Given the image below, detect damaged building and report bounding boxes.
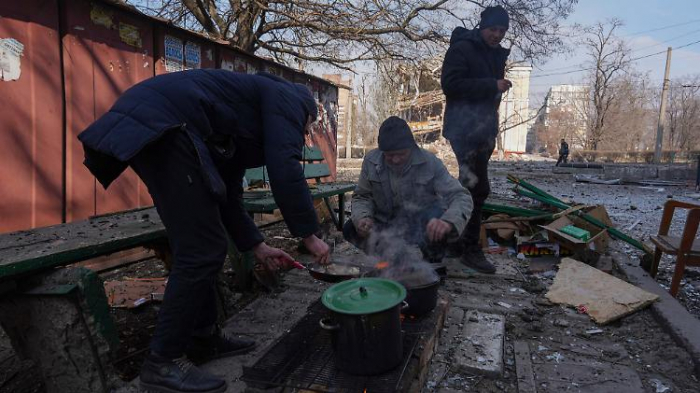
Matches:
[397,59,533,155]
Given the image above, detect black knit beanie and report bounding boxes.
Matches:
[378,116,416,151]
[479,5,509,30]
[294,83,319,122]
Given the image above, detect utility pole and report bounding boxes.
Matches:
[654,47,672,164]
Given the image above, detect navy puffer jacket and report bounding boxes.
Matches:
[441,27,510,145]
[78,70,319,248]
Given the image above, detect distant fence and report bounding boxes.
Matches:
[572,150,700,164]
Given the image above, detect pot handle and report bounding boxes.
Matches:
[319,318,340,331]
[401,300,409,312]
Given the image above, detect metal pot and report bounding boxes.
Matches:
[403,278,440,318]
[319,278,407,375]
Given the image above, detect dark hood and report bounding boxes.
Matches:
[449,27,483,45]
[449,27,510,56]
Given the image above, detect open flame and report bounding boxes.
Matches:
[375,261,390,270]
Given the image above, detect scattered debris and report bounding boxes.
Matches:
[104,278,167,309]
[545,352,564,363]
[574,175,621,185]
[650,379,671,393]
[585,328,604,335]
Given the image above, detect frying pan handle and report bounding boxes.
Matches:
[401,301,409,312]
[319,318,340,331]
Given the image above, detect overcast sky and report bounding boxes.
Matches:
[529,0,700,103]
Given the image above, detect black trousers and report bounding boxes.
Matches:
[130,131,228,359]
[556,153,569,166]
[449,137,495,249]
[343,206,446,263]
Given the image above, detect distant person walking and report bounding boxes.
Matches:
[556,139,569,166]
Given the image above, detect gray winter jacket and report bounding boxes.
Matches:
[351,148,473,236]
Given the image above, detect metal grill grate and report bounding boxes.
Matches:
[242,300,434,393]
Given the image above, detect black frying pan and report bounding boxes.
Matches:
[307,262,363,282]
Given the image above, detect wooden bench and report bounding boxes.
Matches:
[243,146,356,230]
[0,149,354,391]
[0,207,165,392]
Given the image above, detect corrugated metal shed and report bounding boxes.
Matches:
[0,0,340,233]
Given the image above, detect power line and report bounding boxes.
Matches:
[622,19,700,37]
[530,39,700,79]
[532,20,700,74]
[630,28,700,53]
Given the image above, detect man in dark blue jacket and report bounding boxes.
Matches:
[441,5,511,274]
[79,69,330,393]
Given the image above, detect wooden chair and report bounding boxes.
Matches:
[649,200,700,297]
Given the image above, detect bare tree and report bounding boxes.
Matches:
[126,0,578,70]
[667,78,700,153]
[581,19,630,150]
[600,72,656,152]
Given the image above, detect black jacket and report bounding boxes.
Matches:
[560,142,569,155]
[440,27,509,144]
[78,70,319,249]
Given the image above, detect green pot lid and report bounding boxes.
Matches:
[322,278,406,315]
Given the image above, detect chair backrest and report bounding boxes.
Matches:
[245,146,329,183]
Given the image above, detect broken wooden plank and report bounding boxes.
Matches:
[69,247,156,273]
[0,207,165,280]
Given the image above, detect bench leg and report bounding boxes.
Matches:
[228,240,255,292]
[323,196,340,230]
[0,268,119,393]
[338,193,346,231]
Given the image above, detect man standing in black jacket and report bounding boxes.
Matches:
[79,69,330,393]
[441,5,511,274]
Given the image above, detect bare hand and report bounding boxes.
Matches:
[497,79,512,93]
[356,218,374,238]
[303,235,330,265]
[252,242,295,271]
[426,218,453,243]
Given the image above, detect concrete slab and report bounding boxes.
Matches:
[613,250,700,375]
[452,309,505,377]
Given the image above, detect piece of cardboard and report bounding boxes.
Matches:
[572,205,612,252]
[540,206,611,253]
[546,258,659,324]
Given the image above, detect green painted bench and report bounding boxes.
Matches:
[0,206,166,392]
[243,146,356,230]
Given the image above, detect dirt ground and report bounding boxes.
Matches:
[2,157,699,393]
[487,160,700,319]
[339,157,700,319]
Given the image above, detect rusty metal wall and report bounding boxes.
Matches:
[0,0,339,233]
[0,0,64,231]
[64,0,155,221]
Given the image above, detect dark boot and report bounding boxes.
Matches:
[187,327,256,363]
[140,353,226,393]
[421,244,447,278]
[460,247,496,274]
[445,242,464,258]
